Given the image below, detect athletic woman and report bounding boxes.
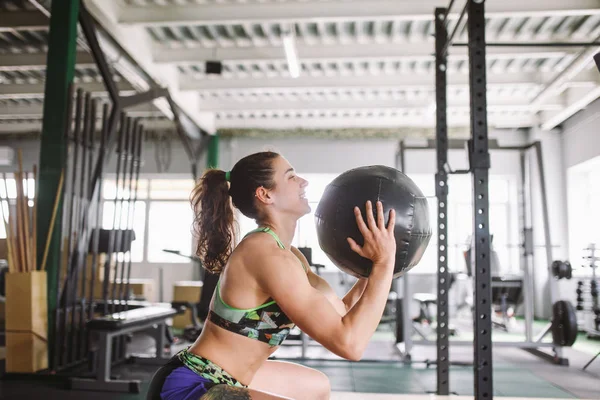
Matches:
[151,151,396,400]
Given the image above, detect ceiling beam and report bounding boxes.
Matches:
[199,98,562,113]
[0,119,175,134]
[0,11,48,32]
[540,85,600,130]
[154,41,575,65]
[0,102,160,119]
[0,82,135,99]
[530,38,600,108]
[214,112,536,130]
[118,0,600,26]
[85,0,215,135]
[181,70,600,91]
[0,51,96,71]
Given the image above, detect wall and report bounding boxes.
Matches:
[526,128,569,318]
[220,129,528,175]
[520,98,600,317]
[559,98,600,310]
[562,98,600,169]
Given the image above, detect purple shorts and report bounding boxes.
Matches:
[160,366,217,400]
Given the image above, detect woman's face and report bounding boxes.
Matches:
[263,156,311,218]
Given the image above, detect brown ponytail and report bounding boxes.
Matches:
[191,169,236,274]
[191,151,280,274]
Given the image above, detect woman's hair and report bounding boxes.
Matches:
[191,151,280,273]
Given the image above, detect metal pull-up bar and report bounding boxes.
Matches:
[440,0,469,58]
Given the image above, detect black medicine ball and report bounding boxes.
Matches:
[315,165,432,279]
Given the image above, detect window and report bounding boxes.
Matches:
[0,176,35,239]
[147,201,194,263]
[568,156,600,274]
[101,177,195,263]
[102,201,146,262]
[149,179,194,200]
[410,174,518,275]
[103,179,148,200]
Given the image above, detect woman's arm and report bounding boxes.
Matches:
[341,277,368,311]
[255,201,396,361]
[290,247,347,316]
[291,247,369,314]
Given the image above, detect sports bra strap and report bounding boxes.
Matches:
[244,226,285,249]
[243,227,308,273]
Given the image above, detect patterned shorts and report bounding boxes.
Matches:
[160,349,248,400]
[178,348,247,387]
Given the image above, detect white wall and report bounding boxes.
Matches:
[562,98,600,170]
[221,137,399,173]
[519,98,600,317]
[525,128,570,318]
[559,98,600,310]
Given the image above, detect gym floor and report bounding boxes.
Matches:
[0,322,598,400]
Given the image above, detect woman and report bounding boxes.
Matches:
[152,151,396,400]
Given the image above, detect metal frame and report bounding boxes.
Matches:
[397,3,577,393]
[434,7,450,396]
[397,140,568,361]
[41,1,211,373]
[454,41,600,47]
[466,2,494,397]
[69,316,172,393]
[79,1,208,189]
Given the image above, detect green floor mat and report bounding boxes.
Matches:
[297,361,578,398]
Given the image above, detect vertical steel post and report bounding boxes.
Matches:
[38,0,80,370]
[434,7,450,396]
[467,0,494,398]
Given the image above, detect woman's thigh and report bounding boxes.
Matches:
[201,384,293,399]
[248,360,331,400]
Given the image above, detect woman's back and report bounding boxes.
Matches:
[189,230,302,385]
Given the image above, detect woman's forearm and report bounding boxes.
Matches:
[342,277,369,311]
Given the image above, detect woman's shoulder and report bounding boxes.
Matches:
[233,234,297,271]
[233,233,285,262]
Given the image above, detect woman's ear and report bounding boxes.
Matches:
[255,186,273,204]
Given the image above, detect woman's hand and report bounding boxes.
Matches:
[347,200,396,265]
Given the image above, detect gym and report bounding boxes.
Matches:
[0,0,598,399]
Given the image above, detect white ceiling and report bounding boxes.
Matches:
[1,0,599,135]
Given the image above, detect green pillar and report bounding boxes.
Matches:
[37,0,80,369]
[207,134,220,169]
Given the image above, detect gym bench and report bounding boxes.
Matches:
[69,305,177,393]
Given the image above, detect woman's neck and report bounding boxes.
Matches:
[259,218,297,249]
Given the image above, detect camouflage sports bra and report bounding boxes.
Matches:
[206,227,308,347]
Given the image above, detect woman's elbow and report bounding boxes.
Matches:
[342,348,363,362]
[336,333,364,361]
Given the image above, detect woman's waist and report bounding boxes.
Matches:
[189,324,277,384]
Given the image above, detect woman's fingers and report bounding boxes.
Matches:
[387,208,396,233]
[353,206,370,238]
[347,237,364,257]
[376,201,385,229]
[365,201,377,231]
